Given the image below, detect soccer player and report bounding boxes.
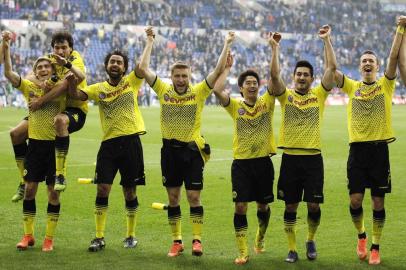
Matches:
[67,45,148,251]
[2,31,66,252]
[9,30,87,202]
[269,26,337,263]
[333,17,404,265]
[397,16,406,85]
[213,52,276,265]
[139,27,234,257]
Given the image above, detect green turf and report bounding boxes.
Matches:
[0,105,405,270]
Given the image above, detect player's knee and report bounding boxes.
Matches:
[350,196,363,209]
[235,203,248,215]
[285,203,298,213]
[372,197,384,211]
[307,203,320,213]
[97,184,111,197]
[123,187,136,201]
[186,193,200,206]
[10,126,27,144]
[54,114,69,129]
[256,203,269,212]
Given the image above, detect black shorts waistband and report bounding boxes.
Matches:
[162,139,198,150]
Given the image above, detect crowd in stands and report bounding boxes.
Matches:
[0,0,405,107]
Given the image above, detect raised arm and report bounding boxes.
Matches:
[213,52,233,106]
[51,53,85,83]
[2,31,20,86]
[268,32,286,96]
[385,16,405,79]
[66,73,87,101]
[397,16,406,85]
[138,26,157,86]
[319,25,337,90]
[0,38,3,64]
[206,31,235,88]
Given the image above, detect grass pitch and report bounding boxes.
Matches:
[0,105,405,270]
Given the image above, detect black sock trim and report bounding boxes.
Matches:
[47,203,61,214]
[308,209,321,222]
[55,136,70,151]
[168,205,181,217]
[125,197,139,209]
[350,206,363,216]
[233,213,247,230]
[190,206,203,215]
[284,210,297,221]
[96,196,108,206]
[23,199,36,212]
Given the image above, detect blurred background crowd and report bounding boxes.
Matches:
[0,0,405,107]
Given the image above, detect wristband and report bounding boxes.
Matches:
[64,61,72,69]
[397,25,405,35]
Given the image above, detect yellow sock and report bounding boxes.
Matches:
[256,208,270,243]
[55,136,69,177]
[13,143,27,184]
[45,203,60,239]
[350,206,365,234]
[190,206,203,242]
[23,199,36,235]
[234,214,248,258]
[95,197,108,238]
[16,158,25,184]
[126,198,138,238]
[307,209,321,241]
[284,211,297,251]
[168,206,182,241]
[372,209,385,245]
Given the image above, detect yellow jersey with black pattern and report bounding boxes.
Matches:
[17,79,65,140]
[47,50,88,113]
[224,92,276,159]
[277,85,329,154]
[152,77,212,143]
[341,75,395,143]
[82,71,145,141]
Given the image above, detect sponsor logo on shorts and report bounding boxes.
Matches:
[232,191,237,199]
[238,108,245,115]
[72,113,79,122]
[162,176,166,184]
[23,169,28,176]
[278,190,284,198]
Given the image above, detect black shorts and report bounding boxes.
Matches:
[161,139,204,190]
[347,142,391,197]
[63,107,86,134]
[231,156,274,203]
[277,153,324,204]
[94,134,145,187]
[24,139,55,185]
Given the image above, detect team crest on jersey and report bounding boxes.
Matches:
[355,90,361,97]
[232,191,237,199]
[99,92,106,99]
[238,108,246,115]
[164,94,170,102]
[288,95,293,103]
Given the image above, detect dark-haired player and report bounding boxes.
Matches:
[269,26,337,263]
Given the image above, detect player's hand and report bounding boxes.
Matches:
[28,97,43,112]
[65,72,77,85]
[225,51,234,68]
[2,31,12,42]
[397,15,406,27]
[145,26,155,41]
[318,25,331,40]
[51,53,68,66]
[225,31,235,46]
[268,32,282,47]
